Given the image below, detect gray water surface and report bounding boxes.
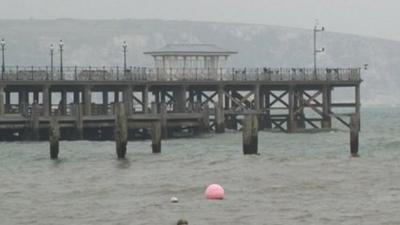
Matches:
[1,108,399,225]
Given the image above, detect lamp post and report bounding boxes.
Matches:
[1,38,5,79]
[122,41,127,75]
[59,40,64,80]
[313,22,325,75]
[50,44,54,79]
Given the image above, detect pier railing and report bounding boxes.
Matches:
[0,66,361,82]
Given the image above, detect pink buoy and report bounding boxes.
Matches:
[205,184,224,200]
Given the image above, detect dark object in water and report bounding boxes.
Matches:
[177,219,188,225]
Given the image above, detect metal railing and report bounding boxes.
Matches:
[0,66,361,82]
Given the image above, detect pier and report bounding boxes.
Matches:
[0,66,361,141]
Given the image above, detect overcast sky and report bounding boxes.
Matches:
[1,0,400,41]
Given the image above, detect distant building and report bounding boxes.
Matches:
[144,44,237,70]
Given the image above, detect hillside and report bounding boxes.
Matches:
[0,19,399,105]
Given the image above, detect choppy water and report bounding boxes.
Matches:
[1,108,400,225]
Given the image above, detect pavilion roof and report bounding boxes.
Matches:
[144,44,237,56]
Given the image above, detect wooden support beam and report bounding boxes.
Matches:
[355,84,361,131]
[19,89,28,116]
[74,91,80,104]
[295,89,306,129]
[201,104,209,132]
[83,86,92,116]
[322,85,332,129]
[330,113,350,128]
[74,103,84,139]
[49,117,60,159]
[114,103,127,159]
[143,85,149,114]
[114,90,120,103]
[215,86,225,133]
[152,121,162,153]
[242,114,258,154]
[160,102,168,138]
[264,90,272,129]
[33,91,39,103]
[31,102,40,140]
[175,86,186,112]
[123,85,133,115]
[269,91,289,108]
[61,90,67,116]
[296,90,322,114]
[0,86,4,115]
[200,91,217,106]
[287,86,296,133]
[350,114,359,157]
[43,86,50,117]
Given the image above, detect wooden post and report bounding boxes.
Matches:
[5,90,10,113]
[49,117,60,159]
[83,86,91,116]
[31,102,40,140]
[215,86,225,133]
[296,89,306,129]
[74,103,84,139]
[201,103,209,132]
[19,89,28,116]
[61,90,67,115]
[43,86,50,117]
[355,84,361,131]
[350,114,359,157]
[33,91,39,104]
[264,90,272,129]
[114,103,127,159]
[151,102,158,114]
[243,114,258,154]
[102,90,108,114]
[0,86,4,115]
[123,85,133,115]
[152,121,162,153]
[322,85,332,129]
[160,102,168,138]
[114,90,120,103]
[143,85,149,114]
[287,86,296,133]
[175,86,186,112]
[73,91,80,104]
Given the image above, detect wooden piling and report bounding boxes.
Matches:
[49,117,60,159]
[242,114,258,155]
[31,102,40,140]
[151,102,158,114]
[160,102,168,138]
[350,114,359,157]
[152,121,162,153]
[201,103,209,132]
[215,102,225,133]
[74,103,84,139]
[114,103,128,159]
[0,86,5,115]
[322,85,332,129]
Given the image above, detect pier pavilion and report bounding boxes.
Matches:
[0,44,361,141]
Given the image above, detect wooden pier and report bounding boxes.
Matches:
[0,67,362,144]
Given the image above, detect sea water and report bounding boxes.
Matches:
[0,107,399,225]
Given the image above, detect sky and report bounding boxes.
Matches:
[1,0,400,41]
